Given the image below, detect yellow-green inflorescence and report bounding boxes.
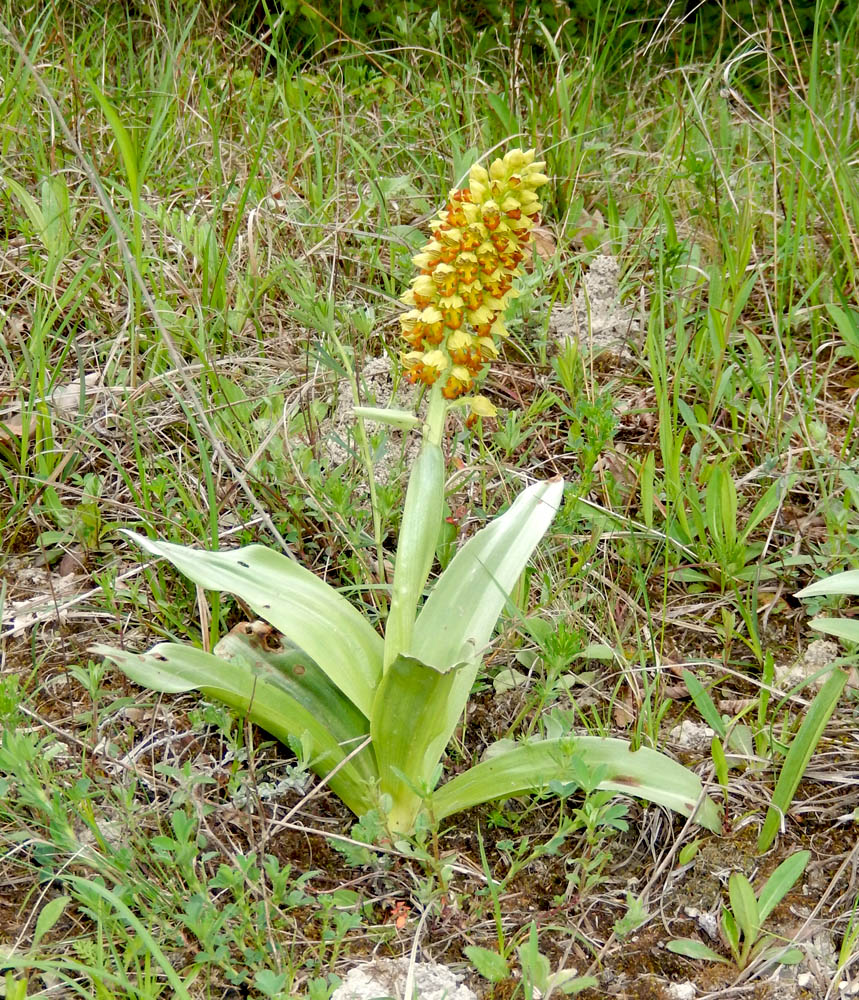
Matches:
[399,148,549,421]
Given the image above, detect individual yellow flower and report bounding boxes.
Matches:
[468,395,497,418]
[442,366,473,400]
[464,394,498,428]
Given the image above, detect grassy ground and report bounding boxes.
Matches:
[1,2,858,997]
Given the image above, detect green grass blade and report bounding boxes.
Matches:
[757,669,849,852]
[86,75,139,205]
[682,669,727,738]
[61,875,193,1000]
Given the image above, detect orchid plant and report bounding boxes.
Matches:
[97,150,720,836]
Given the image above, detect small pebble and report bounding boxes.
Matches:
[666,982,696,1000]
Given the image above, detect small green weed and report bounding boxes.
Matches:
[669,851,810,970]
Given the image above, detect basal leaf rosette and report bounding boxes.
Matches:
[399,148,548,421]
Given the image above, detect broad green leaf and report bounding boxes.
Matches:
[547,970,599,994]
[464,946,509,983]
[211,625,375,780]
[807,617,859,642]
[728,873,760,946]
[384,441,445,670]
[123,532,383,717]
[94,640,376,816]
[721,908,740,956]
[430,736,722,831]
[40,175,72,281]
[757,851,809,923]
[760,945,804,965]
[796,570,859,597]
[410,479,563,793]
[678,840,701,866]
[32,895,71,948]
[826,303,859,362]
[413,479,564,669]
[666,939,729,963]
[757,668,849,852]
[493,667,528,692]
[254,970,288,997]
[578,643,615,661]
[727,724,754,759]
[518,922,550,991]
[370,652,463,832]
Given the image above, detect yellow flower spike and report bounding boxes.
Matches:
[443,308,464,330]
[433,264,459,298]
[469,180,489,203]
[518,188,542,205]
[500,196,524,214]
[442,366,473,400]
[460,227,484,252]
[525,172,549,189]
[461,201,482,224]
[458,259,480,285]
[397,148,548,413]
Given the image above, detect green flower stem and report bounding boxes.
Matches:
[383,384,447,671]
[423,380,448,447]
